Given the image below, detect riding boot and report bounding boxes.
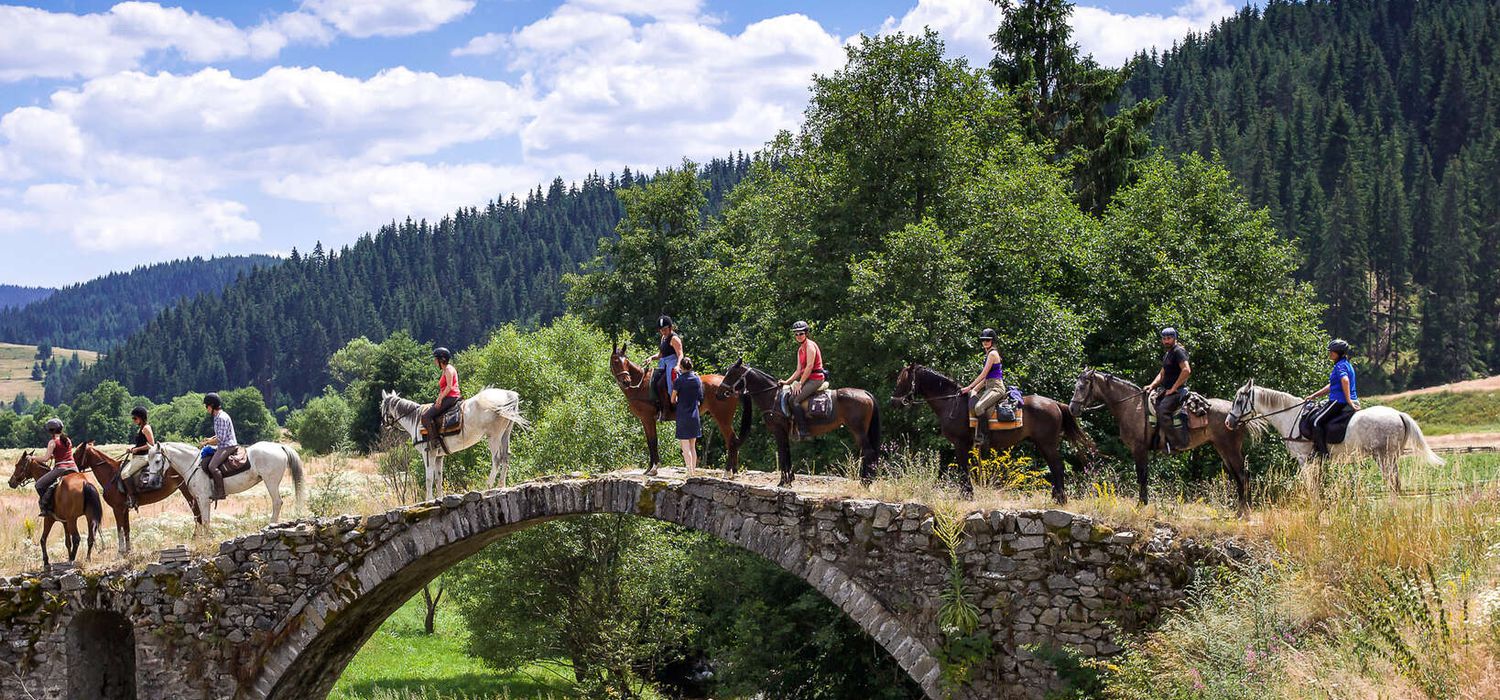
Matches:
[207,465,227,501]
[124,479,138,510]
[1312,432,1329,459]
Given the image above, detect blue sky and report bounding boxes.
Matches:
[0,0,1236,286]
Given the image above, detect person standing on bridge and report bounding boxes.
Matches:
[672,356,703,473]
[1303,339,1360,457]
[421,347,462,455]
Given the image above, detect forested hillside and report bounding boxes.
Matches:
[0,256,275,350]
[72,158,751,408]
[1121,0,1500,392]
[0,285,52,311]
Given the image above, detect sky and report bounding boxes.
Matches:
[0,0,1240,286]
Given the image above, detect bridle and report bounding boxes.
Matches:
[891,366,964,410]
[1228,385,1308,441]
[1072,370,1146,413]
[612,355,648,391]
[381,396,421,433]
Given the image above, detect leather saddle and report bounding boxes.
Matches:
[418,403,465,440]
[969,389,1024,430]
[200,445,253,478]
[780,382,834,422]
[1148,390,1212,431]
[1299,402,1353,445]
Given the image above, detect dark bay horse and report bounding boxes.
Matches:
[611,342,750,475]
[1068,369,1256,513]
[73,442,199,555]
[9,452,103,568]
[891,364,1092,501]
[718,359,881,486]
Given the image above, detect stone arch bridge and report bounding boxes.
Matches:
[0,474,1223,700]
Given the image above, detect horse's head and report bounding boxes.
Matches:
[9,450,36,489]
[715,359,747,401]
[609,341,641,388]
[145,443,169,474]
[1067,369,1097,417]
[72,441,99,472]
[891,362,920,406]
[1226,379,1256,431]
[379,390,401,427]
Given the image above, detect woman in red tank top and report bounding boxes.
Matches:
[422,347,461,454]
[33,418,77,516]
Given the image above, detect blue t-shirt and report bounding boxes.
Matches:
[1329,358,1357,403]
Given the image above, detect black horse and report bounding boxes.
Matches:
[718,360,881,487]
[891,363,1092,501]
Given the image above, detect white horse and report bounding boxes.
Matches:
[147,441,307,528]
[379,388,529,500]
[1226,380,1442,493]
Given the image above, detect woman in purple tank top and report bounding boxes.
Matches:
[962,328,1007,439]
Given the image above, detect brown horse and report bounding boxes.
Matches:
[1068,369,1257,513]
[8,452,103,568]
[610,342,750,475]
[73,442,200,555]
[891,363,1093,501]
[717,359,881,487]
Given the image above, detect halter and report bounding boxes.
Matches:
[1072,370,1146,413]
[382,396,422,433]
[1229,386,1308,441]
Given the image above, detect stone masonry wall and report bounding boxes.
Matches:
[0,475,1225,700]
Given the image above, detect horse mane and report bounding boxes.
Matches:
[914,365,960,394]
[1250,384,1303,413]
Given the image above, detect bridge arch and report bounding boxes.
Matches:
[247,477,946,700]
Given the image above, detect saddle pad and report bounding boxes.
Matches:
[1299,404,1354,444]
[418,404,465,438]
[1188,411,1211,430]
[970,413,1024,431]
[779,385,835,422]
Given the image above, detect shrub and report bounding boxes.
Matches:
[288,390,353,455]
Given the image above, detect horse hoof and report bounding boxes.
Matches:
[644,467,658,477]
[860,478,873,488]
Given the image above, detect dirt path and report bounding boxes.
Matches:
[1375,375,1500,400]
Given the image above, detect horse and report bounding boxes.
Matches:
[891,363,1093,501]
[610,342,750,475]
[717,359,881,487]
[8,452,103,568]
[380,388,529,500]
[1226,380,1442,493]
[1068,369,1258,513]
[145,441,306,529]
[72,442,200,555]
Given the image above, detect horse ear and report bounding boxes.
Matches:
[622,341,629,354]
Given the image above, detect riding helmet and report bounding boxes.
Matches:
[658,315,674,330]
[1160,327,1179,339]
[790,320,810,334]
[203,392,223,409]
[1328,338,1350,356]
[433,347,452,362]
[43,418,63,433]
[131,405,148,420]
[978,328,998,343]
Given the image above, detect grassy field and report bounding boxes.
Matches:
[0,341,99,402]
[331,596,573,700]
[1373,389,1500,437]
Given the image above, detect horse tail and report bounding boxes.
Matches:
[487,389,531,429]
[738,391,753,445]
[1058,401,1093,451]
[282,445,308,515]
[82,482,103,530]
[1400,412,1444,466]
[867,400,882,456]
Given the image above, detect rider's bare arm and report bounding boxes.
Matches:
[1304,385,1330,401]
[1145,368,1165,391]
[1168,361,1191,391]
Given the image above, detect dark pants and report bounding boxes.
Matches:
[36,467,76,514]
[422,396,459,451]
[1310,400,1354,457]
[205,444,242,499]
[1154,388,1188,449]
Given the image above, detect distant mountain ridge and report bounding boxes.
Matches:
[70,157,753,407]
[0,255,277,351]
[0,285,53,311]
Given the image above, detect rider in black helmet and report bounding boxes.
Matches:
[422,347,461,454]
[962,328,1007,443]
[121,405,156,508]
[646,315,686,422]
[1143,327,1192,451]
[1303,339,1360,457]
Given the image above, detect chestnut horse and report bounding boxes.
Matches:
[718,359,881,487]
[8,452,103,568]
[610,342,750,474]
[891,363,1092,501]
[73,442,200,555]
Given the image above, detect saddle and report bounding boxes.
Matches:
[1298,402,1353,445]
[968,387,1025,431]
[779,382,834,422]
[202,445,253,478]
[1148,390,1213,430]
[417,403,465,441]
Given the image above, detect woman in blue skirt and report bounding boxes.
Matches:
[672,357,703,473]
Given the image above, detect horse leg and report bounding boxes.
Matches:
[266,472,285,523]
[1038,442,1067,505]
[955,435,975,497]
[850,423,875,487]
[717,412,738,476]
[116,506,130,556]
[495,429,513,488]
[1133,445,1151,506]
[1213,439,1250,516]
[777,432,794,487]
[644,420,661,476]
[64,520,79,562]
[40,518,54,569]
[424,451,439,501]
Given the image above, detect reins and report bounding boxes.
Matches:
[1235,390,1312,442]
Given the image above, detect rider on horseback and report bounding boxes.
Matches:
[421,347,462,455]
[200,392,239,501]
[962,328,1006,445]
[119,405,156,509]
[1143,327,1192,451]
[782,320,825,440]
[33,418,78,517]
[1303,339,1360,457]
[646,315,685,422]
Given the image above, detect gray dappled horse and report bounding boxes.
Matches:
[381,388,528,499]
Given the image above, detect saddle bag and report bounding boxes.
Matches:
[806,390,834,419]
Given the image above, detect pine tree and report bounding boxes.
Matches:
[1414,159,1479,385]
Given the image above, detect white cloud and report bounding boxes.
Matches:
[301,0,477,39]
[265,161,546,226]
[15,182,259,251]
[883,0,1235,67]
[452,32,509,57]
